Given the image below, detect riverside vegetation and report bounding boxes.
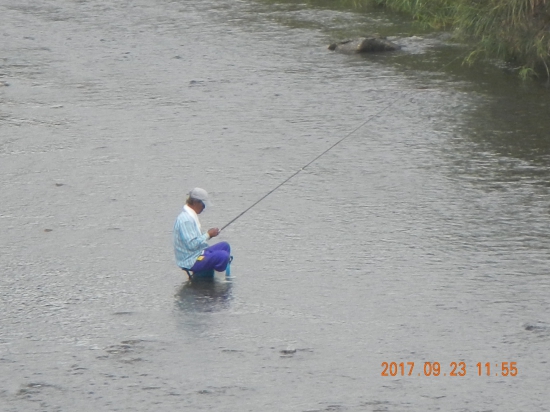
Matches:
[371,0,550,79]
[260,0,549,79]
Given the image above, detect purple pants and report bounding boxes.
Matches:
[191,242,231,273]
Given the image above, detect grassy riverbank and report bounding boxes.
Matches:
[370,0,550,79]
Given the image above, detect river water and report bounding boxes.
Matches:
[1,0,549,411]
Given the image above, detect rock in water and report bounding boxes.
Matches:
[328,36,400,54]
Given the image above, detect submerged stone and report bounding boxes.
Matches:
[328,36,400,54]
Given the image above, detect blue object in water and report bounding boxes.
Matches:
[182,267,214,279]
[225,260,231,276]
[192,268,215,279]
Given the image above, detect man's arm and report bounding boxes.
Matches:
[180,220,209,251]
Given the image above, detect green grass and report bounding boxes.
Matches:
[366,0,550,79]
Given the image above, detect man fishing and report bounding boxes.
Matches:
[173,188,231,275]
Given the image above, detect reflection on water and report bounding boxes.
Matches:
[175,279,233,313]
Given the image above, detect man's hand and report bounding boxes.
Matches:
[208,228,220,238]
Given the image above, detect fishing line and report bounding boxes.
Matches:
[220,96,403,232]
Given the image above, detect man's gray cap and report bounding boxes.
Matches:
[188,187,212,207]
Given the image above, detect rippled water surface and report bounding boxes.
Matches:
[1,0,549,411]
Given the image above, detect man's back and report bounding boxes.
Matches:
[173,207,209,269]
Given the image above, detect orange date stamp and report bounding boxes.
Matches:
[381,362,518,377]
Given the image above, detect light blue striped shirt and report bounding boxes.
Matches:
[173,207,210,269]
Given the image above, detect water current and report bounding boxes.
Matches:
[1,0,549,411]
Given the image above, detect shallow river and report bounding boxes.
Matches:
[1,0,549,411]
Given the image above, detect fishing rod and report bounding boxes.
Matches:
[220,98,401,232]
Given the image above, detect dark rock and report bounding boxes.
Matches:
[328,36,400,54]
